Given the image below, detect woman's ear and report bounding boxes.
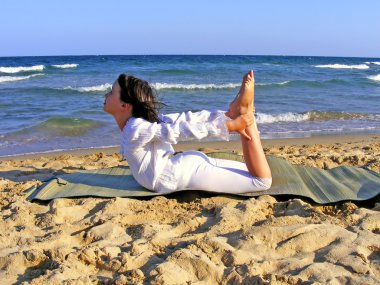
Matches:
[121,102,132,113]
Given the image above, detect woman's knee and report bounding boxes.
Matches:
[253,177,272,190]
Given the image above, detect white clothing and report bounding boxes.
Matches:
[121,110,272,193]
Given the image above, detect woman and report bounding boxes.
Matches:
[103,70,272,193]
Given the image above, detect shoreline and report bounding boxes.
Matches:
[1,133,379,161]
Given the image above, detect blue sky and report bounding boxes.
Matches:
[1,0,379,57]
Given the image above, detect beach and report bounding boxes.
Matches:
[1,134,379,284]
[1,54,380,284]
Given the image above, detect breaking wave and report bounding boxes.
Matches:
[256,111,377,124]
[367,74,380,82]
[0,65,45,73]
[0,73,44,83]
[51,64,78,69]
[315,64,369,70]
[365,62,380,65]
[62,83,112,92]
[151,82,241,90]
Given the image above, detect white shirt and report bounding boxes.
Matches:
[120,110,230,190]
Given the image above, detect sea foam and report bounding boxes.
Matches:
[63,83,112,92]
[367,74,380,82]
[365,62,380,65]
[0,65,45,73]
[52,64,78,68]
[151,82,240,90]
[255,111,371,124]
[256,112,309,124]
[256,81,290,86]
[0,74,44,83]
[315,64,369,70]
[62,81,292,92]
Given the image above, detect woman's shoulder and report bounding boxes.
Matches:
[123,117,154,132]
[121,116,159,144]
[126,117,146,125]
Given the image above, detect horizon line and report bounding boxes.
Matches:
[1,53,380,59]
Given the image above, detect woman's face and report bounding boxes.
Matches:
[103,80,122,115]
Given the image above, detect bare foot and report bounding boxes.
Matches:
[226,70,255,119]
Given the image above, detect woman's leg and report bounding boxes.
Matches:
[172,151,271,193]
[225,71,254,119]
[240,118,271,178]
[227,70,272,179]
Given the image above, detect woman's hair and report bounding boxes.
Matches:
[117,74,162,123]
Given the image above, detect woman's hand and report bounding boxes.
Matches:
[226,113,254,140]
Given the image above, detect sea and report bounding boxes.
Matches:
[0,55,379,157]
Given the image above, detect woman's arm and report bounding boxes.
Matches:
[125,110,230,147]
[125,110,254,148]
[159,110,221,124]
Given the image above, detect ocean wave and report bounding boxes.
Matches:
[152,81,292,90]
[256,81,290,86]
[256,111,376,124]
[315,64,369,70]
[307,111,376,121]
[1,117,104,139]
[59,78,348,93]
[0,73,44,83]
[51,64,78,68]
[365,61,380,65]
[256,112,309,124]
[256,79,348,88]
[0,65,45,73]
[60,79,340,92]
[151,82,241,90]
[367,74,380,82]
[62,83,112,92]
[36,117,103,136]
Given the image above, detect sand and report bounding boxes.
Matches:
[0,135,379,284]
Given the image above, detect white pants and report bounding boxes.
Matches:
[155,150,272,194]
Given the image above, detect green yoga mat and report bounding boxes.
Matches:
[25,152,380,204]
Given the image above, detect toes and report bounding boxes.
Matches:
[243,70,253,82]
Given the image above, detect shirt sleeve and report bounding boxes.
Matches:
[158,110,223,124]
[126,110,230,147]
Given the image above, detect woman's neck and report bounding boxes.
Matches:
[114,114,132,131]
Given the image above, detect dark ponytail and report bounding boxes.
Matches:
[117,74,162,123]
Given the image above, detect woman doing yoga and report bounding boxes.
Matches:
[103,70,272,193]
